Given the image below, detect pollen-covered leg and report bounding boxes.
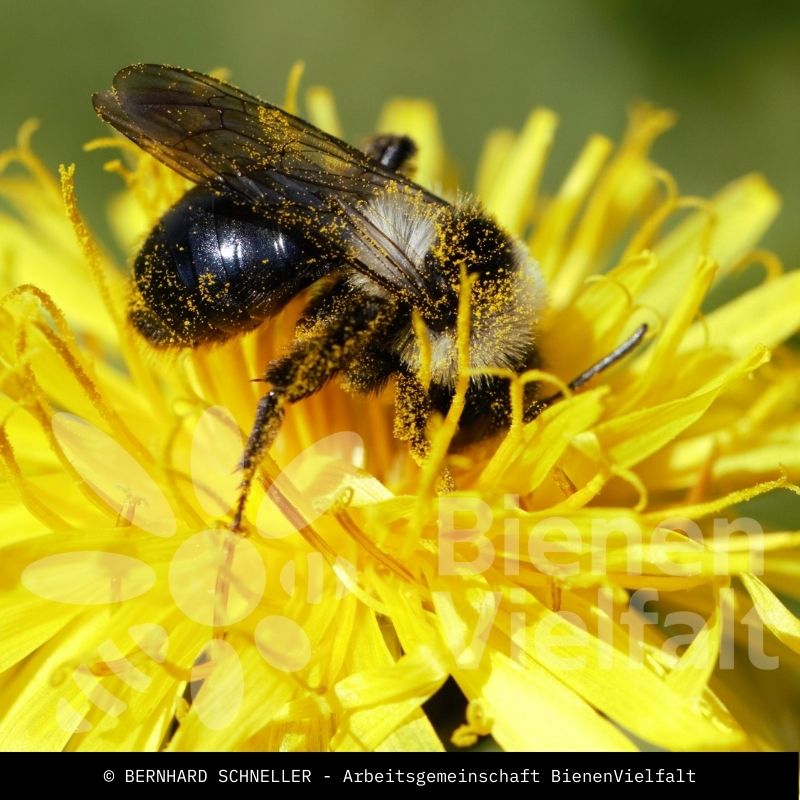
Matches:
[340,348,398,395]
[232,295,398,531]
[233,391,285,530]
[393,372,433,464]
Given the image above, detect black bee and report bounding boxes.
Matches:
[93,65,645,529]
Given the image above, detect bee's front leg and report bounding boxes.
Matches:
[393,371,433,465]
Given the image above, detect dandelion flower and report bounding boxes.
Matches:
[1,67,800,752]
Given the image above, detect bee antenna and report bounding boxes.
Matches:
[537,323,649,409]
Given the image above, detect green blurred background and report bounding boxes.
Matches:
[2,0,799,260]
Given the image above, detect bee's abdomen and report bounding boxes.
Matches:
[130,187,326,346]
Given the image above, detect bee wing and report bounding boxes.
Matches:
[93,64,446,306]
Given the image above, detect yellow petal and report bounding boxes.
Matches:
[640,174,780,313]
[481,389,606,493]
[682,270,800,356]
[596,346,769,468]
[455,649,637,751]
[666,583,723,697]
[483,108,558,236]
[549,104,674,306]
[375,712,444,752]
[741,573,800,654]
[533,133,613,282]
[474,128,515,200]
[305,86,343,139]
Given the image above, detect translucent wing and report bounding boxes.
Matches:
[93,65,447,305]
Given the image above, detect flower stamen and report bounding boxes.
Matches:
[59,164,122,327]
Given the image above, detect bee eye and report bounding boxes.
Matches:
[433,207,516,278]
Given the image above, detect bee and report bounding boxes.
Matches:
[93,65,646,529]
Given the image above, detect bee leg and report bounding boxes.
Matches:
[232,298,396,531]
[394,376,457,492]
[363,134,418,172]
[233,390,285,531]
[393,371,433,464]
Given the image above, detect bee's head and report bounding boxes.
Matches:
[421,204,530,332]
[430,204,519,277]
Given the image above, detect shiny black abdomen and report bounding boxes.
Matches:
[130,187,329,346]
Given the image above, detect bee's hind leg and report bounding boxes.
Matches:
[232,390,285,531]
[232,295,397,531]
